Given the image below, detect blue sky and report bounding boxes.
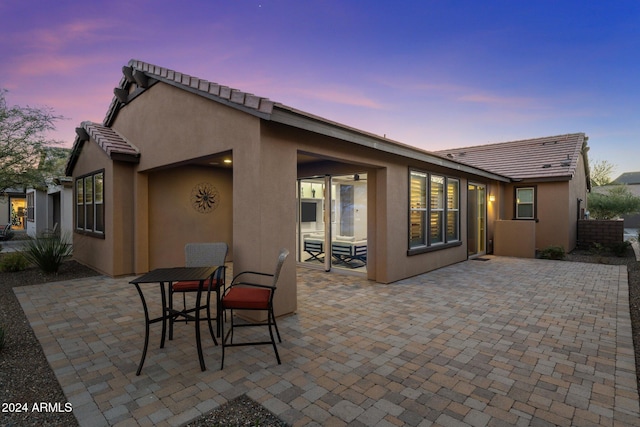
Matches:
[1,0,638,177]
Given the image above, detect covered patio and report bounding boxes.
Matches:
[14,257,639,426]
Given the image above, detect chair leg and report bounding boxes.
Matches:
[220,307,229,370]
[168,289,174,340]
[206,291,218,346]
[267,309,281,365]
[271,308,282,343]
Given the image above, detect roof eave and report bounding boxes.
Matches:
[270,107,510,183]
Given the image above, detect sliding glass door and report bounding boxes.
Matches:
[297,173,367,272]
[467,183,486,257]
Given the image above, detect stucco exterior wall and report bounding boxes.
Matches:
[72,141,116,275]
[147,166,233,269]
[111,83,251,172]
[536,181,571,250]
[494,220,536,257]
[269,122,476,283]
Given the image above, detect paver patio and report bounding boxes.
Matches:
[14,256,639,426]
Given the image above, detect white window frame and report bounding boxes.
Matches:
[515,187,536,220]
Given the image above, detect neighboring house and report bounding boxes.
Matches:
[613,171,640,227]
[435,134,591,256]
[24,178,74,238]
[65,59,590,317]
[0,188,27,232]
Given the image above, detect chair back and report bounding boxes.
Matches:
[185,242,228,267]
[271,248,290,287]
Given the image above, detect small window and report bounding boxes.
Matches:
[76,170,105,235]
[515,187,535,219]
[26,192,35,222]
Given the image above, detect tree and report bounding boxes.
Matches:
[0,89,64,193]
[589,159,616,187]
[588,185,640,219]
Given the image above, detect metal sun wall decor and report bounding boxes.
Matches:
[190,182,220,213]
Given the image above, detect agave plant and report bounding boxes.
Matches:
[21,233,72,274]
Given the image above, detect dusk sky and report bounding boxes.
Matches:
[1,0,638,177]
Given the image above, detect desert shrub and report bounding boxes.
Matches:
[22,233,72,274]
[0,252,29,272]
[539,245,566,260]
[589,242,606,255]
[609,241,631,257]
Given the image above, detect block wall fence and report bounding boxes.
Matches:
[577,219,624,247]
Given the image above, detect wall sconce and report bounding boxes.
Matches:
[489,195,496,202]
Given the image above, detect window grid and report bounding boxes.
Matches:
[515,187,535,219]
[76,171,104,235]
[409,171,459,250]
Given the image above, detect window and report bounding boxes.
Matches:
[76,171,104,235]
[409,170,459,252]
[26,192,35,222]
[515,187,535,219]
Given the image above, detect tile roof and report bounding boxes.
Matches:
[81,121,139,159]
[65,122,139,175]
[104,60,275,126]
[434,133,588,181]
[613,171,640,185]
[67,58,585,186]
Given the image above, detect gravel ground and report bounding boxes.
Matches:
[0,247,638,426]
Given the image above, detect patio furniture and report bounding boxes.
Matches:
[169,242,228,340]
[331,240,367,268]
[303,237,324,263]
[130,266,221,375]
[0,224,11,241]
[220,248,289,369]
[42,222,59,238]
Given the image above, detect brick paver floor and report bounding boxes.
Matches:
[14,256,639,426]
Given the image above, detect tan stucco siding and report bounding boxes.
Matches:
[71,141,117,275]
[270,122,472,283]
[536,182,570,250]
[111,82,258,172]
[232,125,297,316]
[111,161,136,275]
[147,166,233,270]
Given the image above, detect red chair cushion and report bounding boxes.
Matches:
[172,279,220,292]
[222,287,271,310]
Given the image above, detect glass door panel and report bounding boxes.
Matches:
[331,174,367,271]
[298,177,326,267]
[467,183,486,257]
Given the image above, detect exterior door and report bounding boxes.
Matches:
[297,173,367,272]
[467,183,486,257]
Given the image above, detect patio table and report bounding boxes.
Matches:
[129,266,220,375]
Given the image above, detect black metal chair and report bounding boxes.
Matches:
[220,248,289,369]
[168,242,228,343]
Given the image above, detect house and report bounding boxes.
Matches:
[65,59,590,317]
[0,188,27,233]
[24,178,74,238]
[435,134,591,256]
[612,171,640,227]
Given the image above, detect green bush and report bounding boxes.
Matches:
[22,233,72,274]
[0,252,29,272]
[609,241,631,257]
[539,245,566,260]
[589,242,606,255]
